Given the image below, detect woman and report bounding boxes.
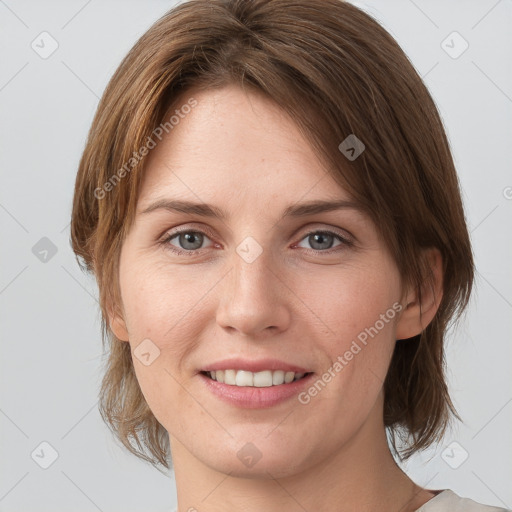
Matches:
[70,1,509,510]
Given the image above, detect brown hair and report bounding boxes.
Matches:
[70,0,474,470]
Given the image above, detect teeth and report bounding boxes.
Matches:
[207,369,308,387]
[236,370,254,386]
[272,370,284,385]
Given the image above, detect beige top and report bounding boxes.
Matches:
[171,490,511,512]
[416,489,511,511]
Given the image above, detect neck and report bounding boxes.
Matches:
[170,407,434,512]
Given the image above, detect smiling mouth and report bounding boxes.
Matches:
[200,369,314,387]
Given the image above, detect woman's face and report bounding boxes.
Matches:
[111,84,410,477]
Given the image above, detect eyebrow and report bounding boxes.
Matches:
[139,198,364,220]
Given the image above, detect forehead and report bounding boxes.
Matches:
[138,85,351,209]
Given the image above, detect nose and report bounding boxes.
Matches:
[215,246,291,338]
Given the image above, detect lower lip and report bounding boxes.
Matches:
[199,372,315,409]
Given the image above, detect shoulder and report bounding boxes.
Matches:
[416,489,511,512]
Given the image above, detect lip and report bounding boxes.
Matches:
[200,358,311,373]
[199,371,315,409]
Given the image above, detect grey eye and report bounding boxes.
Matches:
[297,231,343,251]
[168,231,211,251]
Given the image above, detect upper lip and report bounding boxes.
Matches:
[201,358,312,373]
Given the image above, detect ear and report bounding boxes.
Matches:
[395,247,444,340]
[108,303,130,342]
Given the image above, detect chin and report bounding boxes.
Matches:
[204,450,308,480]
[191,431,320,479]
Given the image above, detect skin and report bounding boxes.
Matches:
[109,84,444,512]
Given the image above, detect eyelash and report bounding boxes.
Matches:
[158,226,354,256]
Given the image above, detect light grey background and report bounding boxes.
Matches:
[1,0,511,511]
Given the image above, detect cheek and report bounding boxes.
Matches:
[119,258,219,364]
[297,263,400,395]
[298,261,400,340]
[120,256,181,335]
[122,249,401,362]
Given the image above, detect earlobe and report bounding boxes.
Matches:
[108,306,130,342]
[395,248,444,340]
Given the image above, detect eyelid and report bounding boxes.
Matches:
[292,222,355,244]
[159,223,217,242]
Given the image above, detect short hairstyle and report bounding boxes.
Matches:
[70,0,474,470]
